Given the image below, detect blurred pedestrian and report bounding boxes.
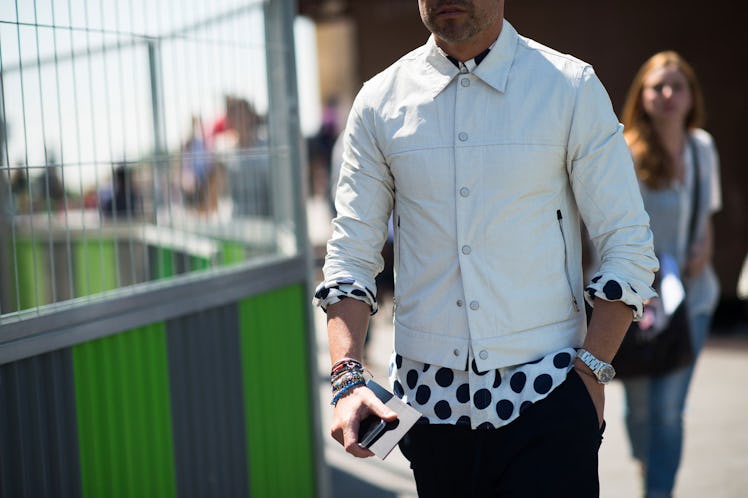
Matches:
[212,96,268,217]
[100,163,140,218]
[180,115,211,209]
[620,50,722,498]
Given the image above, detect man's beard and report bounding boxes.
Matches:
[422,1,485,43]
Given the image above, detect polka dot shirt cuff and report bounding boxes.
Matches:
[584,273,647,320]
[313,278,378,315]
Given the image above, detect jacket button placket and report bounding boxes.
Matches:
[454,70,481,336]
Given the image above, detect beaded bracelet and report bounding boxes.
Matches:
[332,371,366,392]
[331,358,363,376]
[331,380,366,406]
[330,357,366,405]
[331,360,364,384]
[331,368,365,391]
[331,367,364,384]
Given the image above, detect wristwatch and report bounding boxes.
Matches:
[576,348,616,384]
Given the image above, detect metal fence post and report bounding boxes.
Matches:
[264,1,329,497]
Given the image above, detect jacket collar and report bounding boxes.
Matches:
[421,19,519,99]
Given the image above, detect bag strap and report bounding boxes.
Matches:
[686,136,701,248]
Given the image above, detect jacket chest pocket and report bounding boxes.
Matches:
[479,144,567,199]
[389,147,455,205]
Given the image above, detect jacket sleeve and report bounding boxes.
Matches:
[314,91,395,314]
[566,66,659,319]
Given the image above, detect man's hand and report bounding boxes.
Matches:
[579,299,633,429]
[331,385,398,458]
[326,298,397,457]
[573,361,605,429]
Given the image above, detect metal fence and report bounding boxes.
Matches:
[0,0,303,320]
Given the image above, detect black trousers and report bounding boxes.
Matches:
[398,369,605,498]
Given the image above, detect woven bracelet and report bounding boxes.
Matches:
[331,380,366,406]
[331,358,363,376]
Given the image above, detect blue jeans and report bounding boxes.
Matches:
[622,313,711,498]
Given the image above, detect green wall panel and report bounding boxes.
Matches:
[189,255,210,271]
[239,284,316,498]
[8,240,49,310]
[154,248,176,279]
[73,239,117,297]
[221,242,246,265]
[73,323,176,498]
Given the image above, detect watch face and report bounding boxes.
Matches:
[598,365,616,383]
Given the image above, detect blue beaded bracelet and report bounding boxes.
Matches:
[331,380,366,406]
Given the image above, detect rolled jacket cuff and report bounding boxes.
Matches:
[313,278,378,315]
[584,272,657,321]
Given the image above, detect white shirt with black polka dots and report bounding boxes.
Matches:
[388,348,577,429]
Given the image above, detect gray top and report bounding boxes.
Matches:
[639,128,722,316]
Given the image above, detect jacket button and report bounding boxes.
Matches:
[456,300,464,307]
[479,350,488,360]
[458,132,468,142]
[469,301,479,310]
[453,349,460,356]
[461,78,471,87]
[461,245,472,255]
[459,187,470,197]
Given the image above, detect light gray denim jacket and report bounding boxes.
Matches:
[316,20,658,371]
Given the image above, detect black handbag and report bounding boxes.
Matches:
[613,276,693,379]
[612,138,701,379]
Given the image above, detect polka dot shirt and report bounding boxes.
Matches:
[388,349,576,429]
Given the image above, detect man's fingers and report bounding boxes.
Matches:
[367,402,398,422]
[573,366,605,428]
[358,387,398,421]
[331,426,343,446]
[338,418,375,457]
[329,386,399,458]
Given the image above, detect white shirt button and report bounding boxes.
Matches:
[479,350,488,360]
[459,187,470,197]
[458,132,468,142]
[461,78,471,87]
[470,301,480,310]
[456,299,464,307]
[462,245,472,255]
[459,66,469,74]
[453,348,461,356]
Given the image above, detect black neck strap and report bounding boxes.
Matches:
[446,47,491,68]
[687,136,701,248]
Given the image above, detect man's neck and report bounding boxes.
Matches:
[435,20,503,62]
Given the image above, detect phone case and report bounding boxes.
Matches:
[363,379,422,459]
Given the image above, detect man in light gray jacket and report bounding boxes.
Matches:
[315,1,658,495]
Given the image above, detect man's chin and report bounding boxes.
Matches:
[433,25,473,44]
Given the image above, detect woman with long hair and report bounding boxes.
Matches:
[620,51,722,498]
